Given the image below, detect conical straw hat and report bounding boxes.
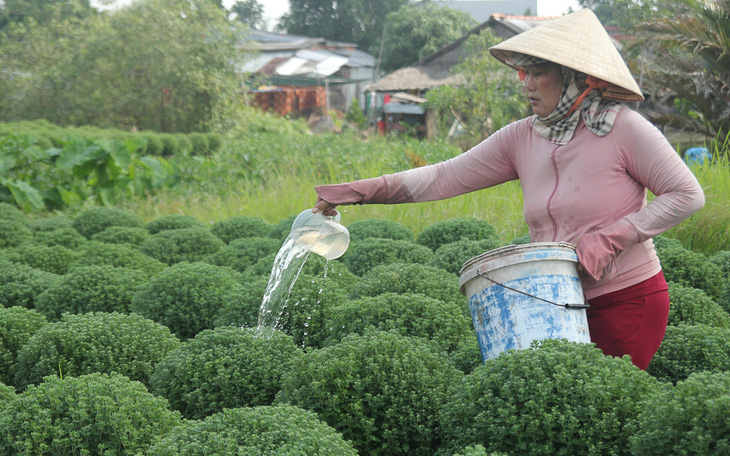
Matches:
[490,9,643,102]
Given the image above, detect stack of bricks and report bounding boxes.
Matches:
[254,92,274,112]
[295,87,326,112]
[273,89,296,116]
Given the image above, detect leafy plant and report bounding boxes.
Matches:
[647,324,730,383]
[655,239,725,300]
[146,213,207,234]
[139,227,225,265]
[32,227,87,249]
[667,281,730,327]
[72,206,145,238]
[342,238,434,276]
[427,237,504,275]
[210,215,273,244]
[2,243,80,275]
[416,217,498,252]
[0,260,59,309]
[204,236,281,274]
[70,241,168,276]
[90,226,150,245]
[0,306,47,386]
[346,217,415,242]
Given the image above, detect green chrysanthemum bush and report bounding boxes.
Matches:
[437,339,660,456]
[214,274,269,329]
[32,227,87,249]
[266,214,297,242]
[90,225,150,245]
[210,216,273,244]
[342,238,434,276]
[347,218,415,242]
[139,227,225,265]
[0,382,13,408]
[667,281,730,327]
[70,242,168,276]
[0,260,59,308]
[27,215,73,233]
[150,327,303,419]
[0,202,27,224]
[204,236,281,274]
[416,218,498,252]
[14,312,181,389]
[243,252,358,291]
[349,262,468,308]
[34,265,148,320]
[0,306,46,386]
[0,373,182,455]
[427,238,504,275]
[629,371,730,455]
[0,219,32,248]
[276,329,464,456]
[131,262,246,339]
[71,207,145,238]
[322,292,473,356]
[655,240,725,300]
[3,243,80,275]
[146,405,358,456]
[709,250,730,279]
[647,324,730,384]
[146,213,207,234]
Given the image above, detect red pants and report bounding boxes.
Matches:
[586,272,670,370]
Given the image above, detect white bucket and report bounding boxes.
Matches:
[458,242,591,362]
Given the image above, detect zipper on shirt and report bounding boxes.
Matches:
[546,145,561,242]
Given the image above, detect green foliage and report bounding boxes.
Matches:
[14,312,181,389]
[0,382,14,409]
[0,260,59,308]
[267,214,297,242]
[32,226,87,249]
[188,132,210,155]
[667,281,730,327]
[342,238,434,276]
[277,329,463,456]
[655,239,725,299]
[379,3,477,72]
[647,324,730,383]
[70,241,168,276]
[131,262,246,339]
[720,282,730,315]
[710,249,730,279]
[204,236,281,274]
[0,220,32,248]
[150,327,303,419]
[417,217,498,252]
[34,265,148,320]
[146,213,207,234]
[349,262,467,308]
[438,339,661,456]
[139,227,225,265]
[0,202,27,224]
[428,238,504,275]
[147,404,358,455]
[345,97,367,129]
[214,274,269,329]
[0,306,47,386]
[630,371,730,455]
[3,243,80,274]
[90,225,150,245]
[323,292,473,356]
[347,217,414,242]
[210,215,273,244]
[453,445,507,456]
[27,215,73,232]
[72,207,144,238]
[0,373,182,455]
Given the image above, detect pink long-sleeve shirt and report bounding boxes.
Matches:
[316,108,705,299]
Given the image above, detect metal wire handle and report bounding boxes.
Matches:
[476,271,590,309]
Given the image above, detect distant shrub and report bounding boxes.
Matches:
[0,373,182,455]
[146,213,207,234]
[14,312,181,389]
[655,241,725,300]
[428,238,504,275]
[204,236,281,274]
[139,227,224,265]
[667,281,730,327]
[147,405,357,456]
[438,339,660,456]
[71,242,167,276]
[32,227,87,249]
[90,226,149,245]
[720,282,730,315]
[449,334,483,374]
[342,238,434,276]
[214,274,268,329]
[142,133,164,155]
[206,132,223,151]
[131,262,246,339]
[349,262,467,308]
[150,327,303,419]
[630,371,730,455]
[34,265,148,320]
[709,250,730,279]
[188,132,209,155]
[0,202,27,224]
[323,292,473,356]
[509,233,532,245]
[0,382,13,408]
[243,252,358,292]
[3,243,80,274]
[347,218,414,242]
[210,216,273,244]
[0,261,59,308]
[0,220,32,248]
[159,134,180,156]
[277,329,463,456]
[417,218,498,252]
[27,216,73,232]
[647,324,730,383]
[175,134,193,154]
[72,207,144,238]
[267,214,297,241]
[0,306,46,385]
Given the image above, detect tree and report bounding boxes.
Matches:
[379,3,477,72]
[0,0,94,30]
[230,0,263,28]
[0,0,248,133]
[279,0,409,53]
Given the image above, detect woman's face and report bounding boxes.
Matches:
[523,63,563,118]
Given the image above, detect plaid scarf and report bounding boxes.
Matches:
[506,54,622,145]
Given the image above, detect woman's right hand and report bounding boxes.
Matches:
[312,197,339,217]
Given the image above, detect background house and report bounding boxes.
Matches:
[410,0,539,22]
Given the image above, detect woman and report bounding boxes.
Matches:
[312,9,705,370]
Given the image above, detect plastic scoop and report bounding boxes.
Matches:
[289,209,350,260]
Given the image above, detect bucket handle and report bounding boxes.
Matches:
[476,271,590,310]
